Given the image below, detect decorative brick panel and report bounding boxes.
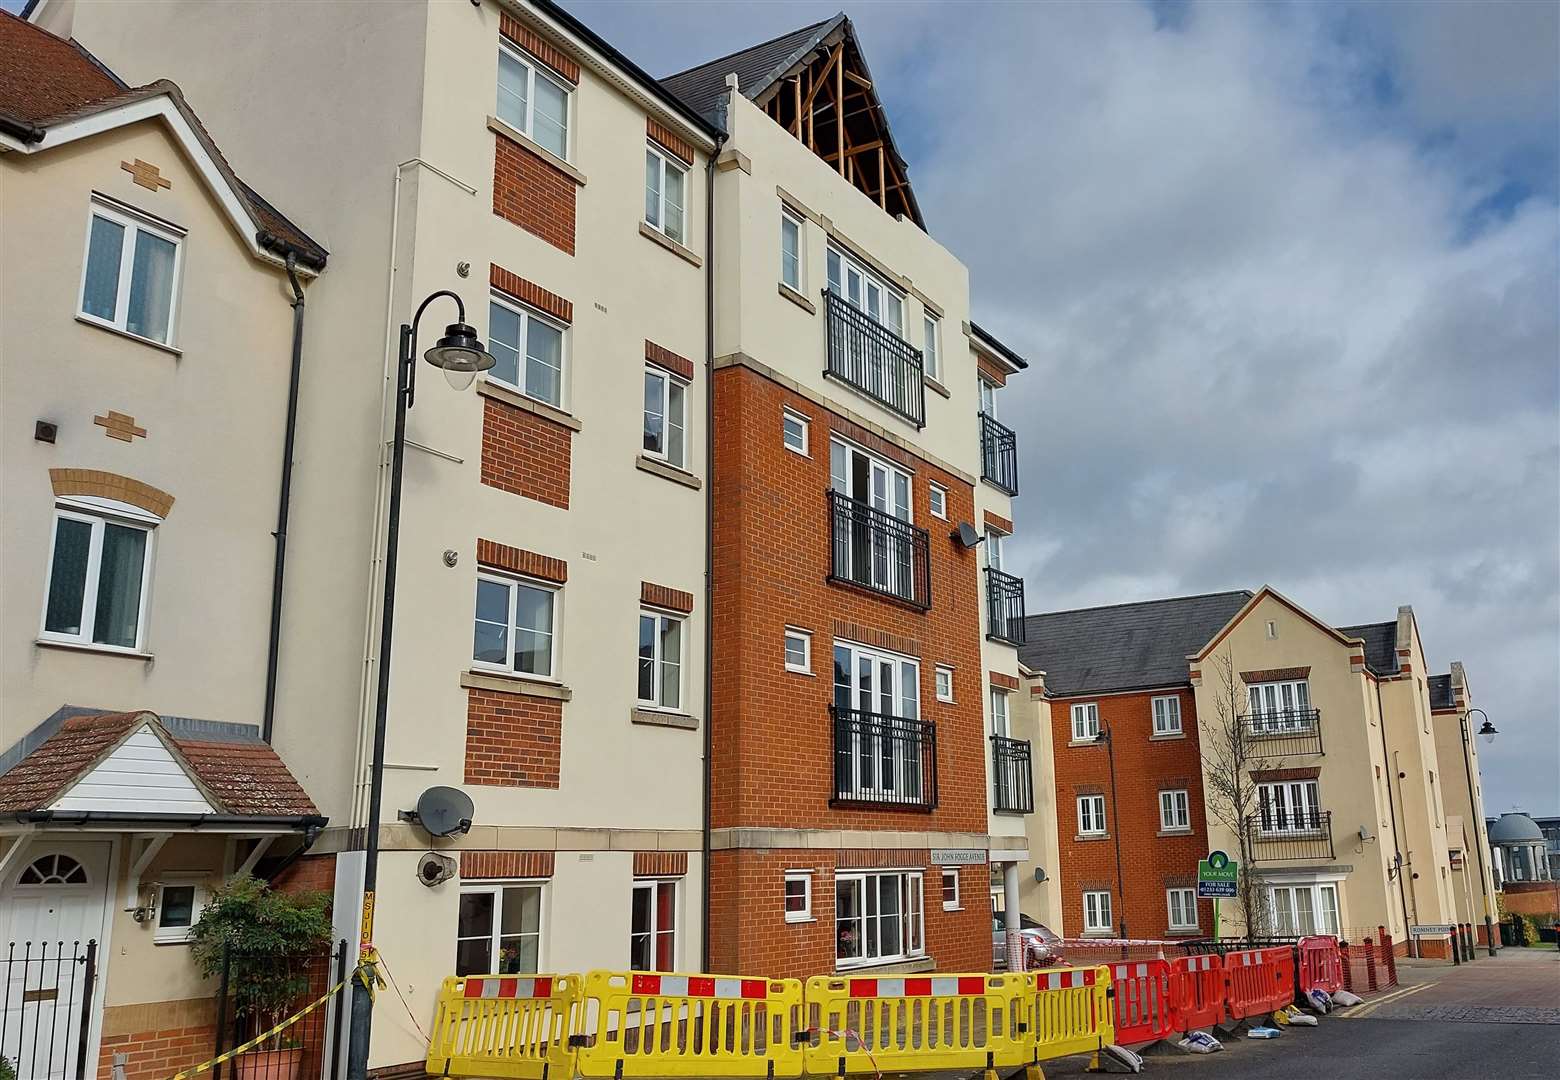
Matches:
[493,131,577,255]
[1251,766,1322,782]
[499,13,580,82]
[837,849,930,870]
[465,688,562,788]
[271,853,336,897]
[50,468,173,517]
[647,118,695,166]
[461,850,556,879]
[977,354,1009,388]
[830,619,920,658]
[97,1005,216,1080]
[646,340,695,381]
[642,581,695,614]
[491,264,573,323]
[982,510,1013,535]
[1240,666,1311,683]
[477,538,567,583]
[633,851,689,877]
[988,671,1020,692]
[480,395,572,509]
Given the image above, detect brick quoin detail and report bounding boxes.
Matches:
[989,671,1020,692]
[647,118,694,166]
[982,510,1013,535]
[493,131,577,255]
[634,851,689,877]
[499,13,580,82]
[480,396,572,509]
[478,538,567,583]
[646,340,695,381]
[465,688,562,788]
[642,581,695,613]
[1241,666,1311,683]
[462,850,556,879]
[491,264,573,323]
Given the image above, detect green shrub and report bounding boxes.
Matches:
[1,1053,17,1080]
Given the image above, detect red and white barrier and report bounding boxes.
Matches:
[1169,953,1225,1032]
[628,974,770,998]
[1109,960,1174,1045]
[1298,936,1344,995]
[462,974,555,998]
[1224,947,1295,1020]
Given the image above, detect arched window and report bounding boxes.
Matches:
[17,853,89,886]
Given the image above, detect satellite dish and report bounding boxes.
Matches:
[953,522,983,549]
[413,786,474,838]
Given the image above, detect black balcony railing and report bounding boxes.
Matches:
[828,490,932,609]
[985,567,1026,644]
[824,290,925,427]
[832,706,937,810]
[980,412,1018,494]
[991,735,1034,814]
[1240,708,1324,757]
[1245,809,1335,861]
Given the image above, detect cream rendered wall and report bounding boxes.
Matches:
[1,123,296,741]
[102,835,231,1008]
[1431,667,1499,931]
[1016,679,1063,928]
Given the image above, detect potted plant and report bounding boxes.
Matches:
[189,875,333,1080]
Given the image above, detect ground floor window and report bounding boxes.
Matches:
[1166,888,1198,931]
[457,882,544,975]
[631,879,677,971]
[836,870,923,967]
[1083,890,1113,933]
[1266,882,1340,936]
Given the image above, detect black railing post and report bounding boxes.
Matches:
[75,941,97,1080]
[827,490,932,609]
[984,567,1026,644]
[213,945,232,1080]
[830,705,937,810]
[822,291,925,427]
[990,735,1034,814]
[979,412,1019,494]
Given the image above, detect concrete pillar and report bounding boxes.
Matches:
[1003,861,1022,971]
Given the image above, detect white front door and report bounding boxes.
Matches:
[2,840,111,1080]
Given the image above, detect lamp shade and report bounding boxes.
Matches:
[424,322,494,390]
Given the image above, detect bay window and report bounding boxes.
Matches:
[835,870,923,967]
[1267,882,1341,937]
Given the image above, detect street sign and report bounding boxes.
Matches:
[1409,924,1455,937]
[1197,851,1239,898]
[931,848,987,865]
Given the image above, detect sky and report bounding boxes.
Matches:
[559,0,1560,812]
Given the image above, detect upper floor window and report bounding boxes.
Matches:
[831,438,910,521]
[473,572,557,679]
[1152,695,1182,735]
[42,498,159,652]
[644,144,687,245]
[927,482,947,520]
[979,377,998,418]
[827,247,904,337]
[489,297,566,408]
[1257,779,1322,833]
[1077,794,1107,835]
[497,42,570,159]
[782,408,810,455]
[1159,789,1191,831]
[985,528,1006,571]
[79,198,182,346]
[990,686,1010,737]
[1070,702,1099,741]
[922,314,941,382]
[780,209,802,290]
[642,367,687,469]
[1248,679,1311,731]
[637,610,683,711]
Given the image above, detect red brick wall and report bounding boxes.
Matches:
[465,687,562,788]
[98,1024,214,1080]
[1047,688,1212,938]
[480,395,572,508]
[271,852,337,897]
[1503,880,1560,915]
[493,129,576,255]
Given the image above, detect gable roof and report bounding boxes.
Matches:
[1021,591,1253,696]
[0,12,325,270]
[662,17,838,123]
[1337,621,1398,677]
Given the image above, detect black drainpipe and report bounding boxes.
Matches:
[262,254,307,743]
[700,128,725,972]
[1374,678,1414,952]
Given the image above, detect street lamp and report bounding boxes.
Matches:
[1459,708,1498,957]
[346,290,494,1080]
[1097,721,1128,945]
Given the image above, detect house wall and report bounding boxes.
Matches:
[1017,677,1063,928]
[1430,666,1500,938]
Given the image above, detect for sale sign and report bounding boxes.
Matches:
[1197,849,1239,898]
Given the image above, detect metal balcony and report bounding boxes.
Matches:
[823,290,925,427]
[980,412,1018,494]
[991,735,1034,815]
[1245,809,1335,861]
[985,567,1026,645]
[828,490,932,609]
[831,706,938,811]
[1240,708,1324,757]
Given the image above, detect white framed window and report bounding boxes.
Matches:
[642,366,688,469]
[922,314,941,381]
[1257,779,1322,834]
[153,878,205,945]
[832,640,923,801]
[1077,794,1107,836]
[935,665,955,703]
[784,870,813,923]
[1152,695,1182,735]
[780,209,802,290]
[78,197,183,346]
[41,498,158,652]
[1159,789,1191,832]
[991,687,1010,737]
[630,879,677,971]
[1083,890,1113,933]
[783,627,812,674]
[1247,679,1313,732]
[488,296,567,408]
[827,247,904,336]
[473,572,557,679]
[1167,888,1198,932]
[782,408,809,455]
[1071,702,1100,741]
[457,882,544,975]
[978,377,997,418]
[941,868,961,911]
[497,41,570,159]
[835,870,923,967]
[644,143,688,245]
[1266,882,1340,937]
[985,529,1006,571]
[928,482,948,520]
[637,610,683,710]
[830,437,915,596]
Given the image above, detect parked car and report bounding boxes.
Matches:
[992,913,1064,969]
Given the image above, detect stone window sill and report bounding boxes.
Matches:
[630,707,699,731]
[35,638,154,662]
[1150,731,1186,742]
[924,374,951,399]
[639,221,702,267]
[1074,833,1111,842]
[461,669,573,700]
[835,955,935,976]
[1068,738,1103,748]
[487,115,587,185]
[778,282,816,314]
[478,379,583,431]
[1167,928,1202,937]
[76,314,182,357]
[636,454,701,489]
[1158,828,1194,838]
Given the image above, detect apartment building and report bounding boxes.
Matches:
[0,12,328,1078]
[1428,664,1501,945]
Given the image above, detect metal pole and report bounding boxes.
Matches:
[1460,712,1497,956]
[74,941,96,1080]
[1103,723,1127,944]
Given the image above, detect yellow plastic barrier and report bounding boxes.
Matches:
[804,972,1033,1079]
[574,971,807,1079]
[426,973,582,1080]
[1029,966,1114,1063]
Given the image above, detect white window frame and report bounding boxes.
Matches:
[456,880,546,976]
[922,313,942,382]
[77,196,185,346]
[488,294,569,410]
[1257,779,1323,835]
[637,609,684,711]
[826,246,905,338]
[978,377,998,418]
[153,876,206,945]
[934,664,955,703]
[39,497,159,653]
[991,687,1010,737]
[1167,887,1198,932]
[1159,789,1191,832]
[782,408,810,456]
[784,870,813,923]
[985,529,1005,571]
[644,142,688,245]
[834,869,924,969]
[472,571,559,680]
[1083,890,1113,933]
[630,878,678,972]
[783,627,812,674]
[1265,882,1340,937]
[927,482,947,520]
[642,365,689,469]
[1071,702,1100,741]
[780,208,803,291]
[496,40,571,159]
[1247,679,1313,732]
[1077,794,1107,836]
[1151,695,1182,736]
[941,868,961,911]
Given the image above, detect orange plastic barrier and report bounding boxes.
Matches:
[1167,954,1224,1032]
[1107,961,1172,1046]
[1297,937,1344,995]
[1223,947,1294,1020]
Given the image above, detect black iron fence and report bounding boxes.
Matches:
[985,567,1026,644]
[1245,809,1335,861]
[979,412,1018,494]
[212,940,347,1080]
[1240,707,1324,756]
[828,490,932,609]
[823,290,925,427]
[990,735,1034,814]
[1,939,97,1080]
[831,706,938,810]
